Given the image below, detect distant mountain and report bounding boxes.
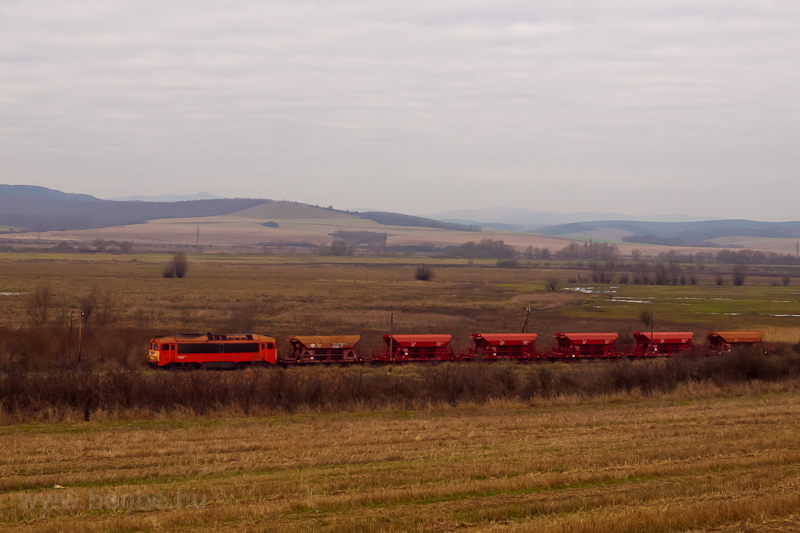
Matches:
[0,184,101,203]
[357,212,481,232]
[0,185,484,234]
[0,185,265,232]
[428,207,709,229]
[537,220,800,246]
[110,192,223,202]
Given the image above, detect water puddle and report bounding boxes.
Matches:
[565,287,617,295]
[609,298,652,304]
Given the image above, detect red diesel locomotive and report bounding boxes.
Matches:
[148,333,277,369]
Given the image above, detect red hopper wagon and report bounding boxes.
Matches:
[377,334,454,363]
[632,332,694,356]
[286,335,362,364]
[470,333,538,361]
[552,332,619,359]
[707,331,764,353]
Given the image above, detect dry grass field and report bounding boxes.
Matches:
[2,251,800,531]
[3,385,800,532]
[1,251,798,353]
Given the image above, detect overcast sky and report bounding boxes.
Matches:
[1,1,798,220]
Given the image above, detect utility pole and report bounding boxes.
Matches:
[69,311,74,361]
[650,311,655,355]
[78,311,83,365]
[389,313,394,362]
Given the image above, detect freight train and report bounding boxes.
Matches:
[148,330,765,369]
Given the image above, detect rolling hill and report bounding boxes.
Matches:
[536,220,800,247]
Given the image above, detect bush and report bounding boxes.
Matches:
[415,265,434,281]
[732,264,747,286]
[4,350,800,421]
[329,239,349,256]
[173,253,189,278]
[163,253,189,278]
[545,277,559,292]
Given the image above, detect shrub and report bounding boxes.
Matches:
[415,265,434,281]
[783,274,791,286]
[545,277,559,292]
[173,253,189,278]
[496,259,518,268]
[163,253,189,278]
[3,350,800,421]
[329,239,349,256]
[162,264,176,278]
[732,264,747,286]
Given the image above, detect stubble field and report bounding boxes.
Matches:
[3,387,800,532]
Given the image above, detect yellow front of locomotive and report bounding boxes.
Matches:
[148,340,161,365]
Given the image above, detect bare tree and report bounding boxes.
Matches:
[732,264,748,286]
[26,284,52,327]
[80,290,97,327]
[329,240,349,256]
[639,310,653,328]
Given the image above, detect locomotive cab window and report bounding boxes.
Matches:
[267,343,274,349]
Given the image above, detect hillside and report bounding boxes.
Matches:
[0,185,267,231]
[4,185,796,255]
[537,219,800,247]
